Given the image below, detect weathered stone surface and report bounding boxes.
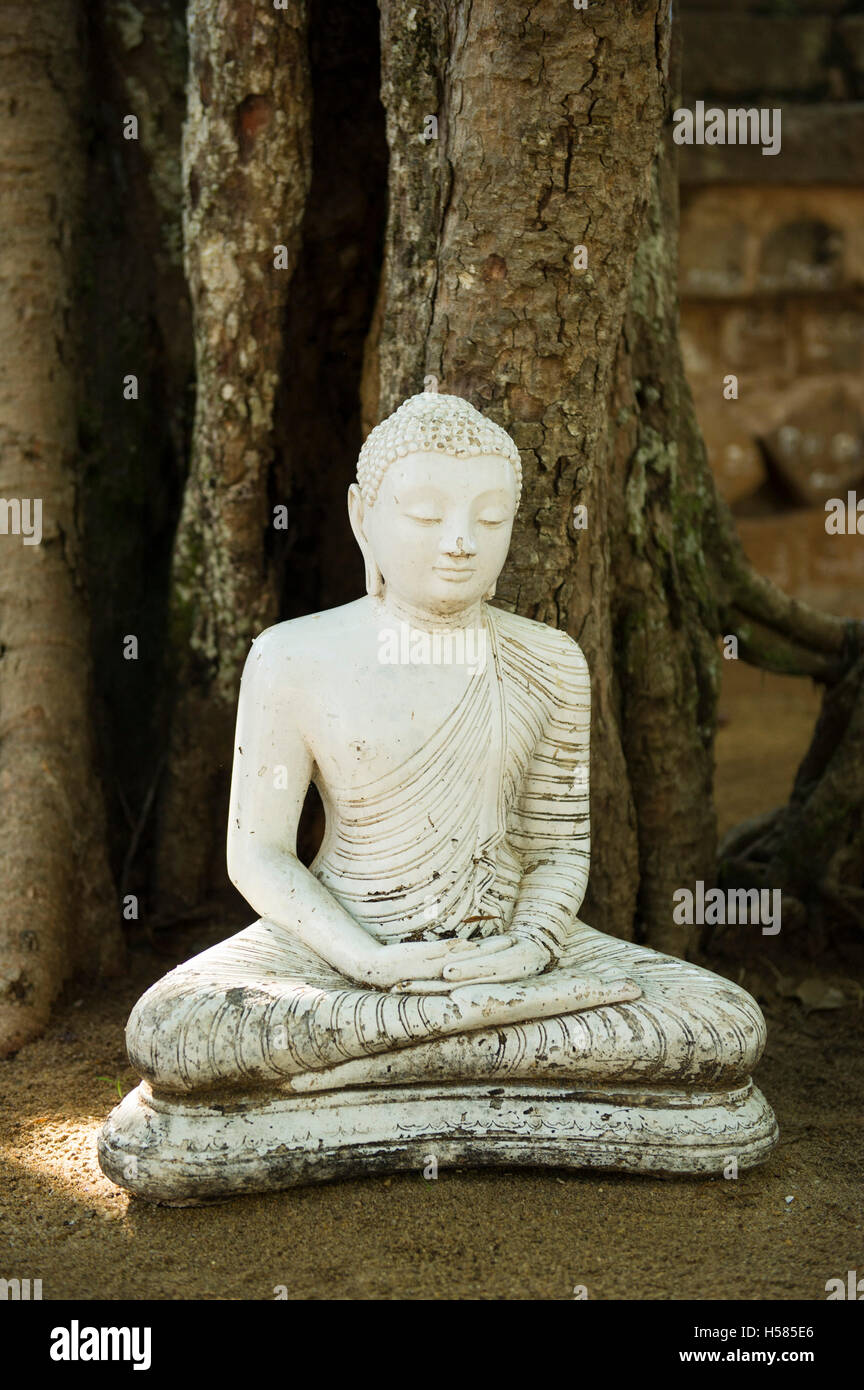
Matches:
[757,218,844,293]
[98,1079,779,1203]
[685,301,864,395]
[682,301,797,384]
[679,210,750,297]
[717,304,796,378]
[793,302,864,374]
[681,302,730,379]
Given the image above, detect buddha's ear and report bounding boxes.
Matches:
[347,484,384,597]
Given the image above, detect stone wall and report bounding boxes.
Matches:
[679,0,864,616]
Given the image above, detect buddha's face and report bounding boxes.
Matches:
[349,451,517,615]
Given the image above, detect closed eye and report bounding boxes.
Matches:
[477,517,507,527]
[406,514,442,525]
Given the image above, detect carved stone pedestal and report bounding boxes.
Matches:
[98,1077,779,1205]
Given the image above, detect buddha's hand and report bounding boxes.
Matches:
[395,933,551,993]
[352,937,514,991]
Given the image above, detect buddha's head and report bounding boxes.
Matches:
[348,392,522,615]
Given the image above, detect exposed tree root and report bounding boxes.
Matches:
[712,498,862,683]
[717,537,864,944]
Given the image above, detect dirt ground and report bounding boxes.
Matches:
[1,660,862,1300]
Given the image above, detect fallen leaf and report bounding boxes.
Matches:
[795,978,846,1011]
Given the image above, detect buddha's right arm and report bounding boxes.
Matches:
[230,841,387,980]
[225,630,385,981]
[224,630,467,988]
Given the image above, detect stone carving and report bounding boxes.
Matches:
[99,392,778,1202]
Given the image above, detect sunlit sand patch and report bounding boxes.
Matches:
[2,1114,129,1216]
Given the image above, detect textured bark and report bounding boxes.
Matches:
[368,0,673,942]
[155,0,312,911]
[606,23,864,952]
[605,21,721,955]
[0,1,122,1054]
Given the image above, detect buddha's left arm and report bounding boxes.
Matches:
[507,633,591,962]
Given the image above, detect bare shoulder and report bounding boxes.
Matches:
[490,606,588,675]
[244,600,369,690]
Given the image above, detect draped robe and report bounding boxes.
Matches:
[314,605,589,953]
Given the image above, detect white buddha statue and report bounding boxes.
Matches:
[99,392,777,1201]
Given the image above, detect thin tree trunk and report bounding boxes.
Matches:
[155,0,312,911]
[606,20,722,954]
[0,0,122,1054]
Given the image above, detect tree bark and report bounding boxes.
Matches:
[605,19,722,954]
[155,0,312,911]
[582,16,864,953]
[368,0,673,943]
[0,0,122,1054]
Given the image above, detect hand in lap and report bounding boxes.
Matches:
[390,932,551,993]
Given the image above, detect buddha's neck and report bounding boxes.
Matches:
[377,590,486,633]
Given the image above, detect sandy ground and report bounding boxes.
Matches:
[1,660,862,1300]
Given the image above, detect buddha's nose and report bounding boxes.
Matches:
[442,529,477,557]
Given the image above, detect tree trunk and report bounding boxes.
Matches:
[367,0,864,954]
[155,0,312,912]
[369,0,673,943]
[605,19,722,954]
[0,0,122,1054]
[612,37,864,954]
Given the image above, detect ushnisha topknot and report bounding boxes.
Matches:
[357,391,522,509]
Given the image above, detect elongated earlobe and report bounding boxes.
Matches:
[348,482,384,597]
[365,555,384,597]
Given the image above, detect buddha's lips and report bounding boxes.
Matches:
[434,565,475,579]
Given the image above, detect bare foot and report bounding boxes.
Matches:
[438,971,641,1028]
